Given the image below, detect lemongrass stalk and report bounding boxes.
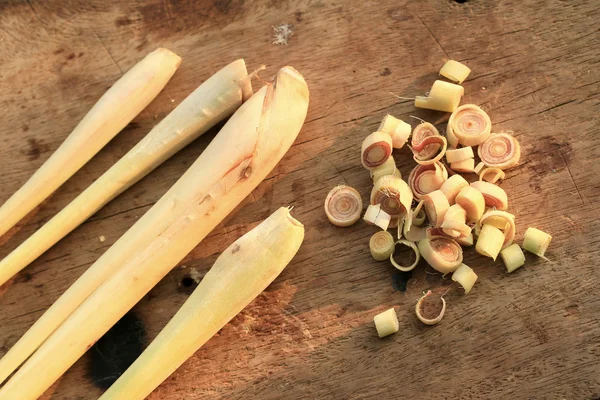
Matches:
[475,224,504,260]
[0,66,309,400]
[478,133,521,170]
[477,210,516,248]
[0,48,180,240]
[411,122,441,160]
[455,233,474,246]
[373,308,400,338]
[523,227,552,257]
[451,263,477,294]
[0,59,252,291]
[370,157,401,183]
[370,175,413,218]
[423,190,450,227]
[99,207,303,400]
[408,162,447,200]
[500,244,526,272]
[370,231,395,261]
[479,167,506,183]
[415,80,464,112]
[418,236,463,273]
[439,60,471,84]
[324,185,363,227]
[363,204,392,230]
[390,239,420,272]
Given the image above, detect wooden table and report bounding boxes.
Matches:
[1,0,598,398]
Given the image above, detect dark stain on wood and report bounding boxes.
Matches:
[88,312,147,389]
[380,67,391,76]
[392,270,412,292]
[18,272,33,283]
[115,16,134,26]
[22,138,50,161]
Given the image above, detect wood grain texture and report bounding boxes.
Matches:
[0,0,599,399]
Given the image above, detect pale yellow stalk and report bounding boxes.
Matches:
[0,66,309,400]
[99,207,304,400]
[0,59,251,290]
[0,48,180,239]
[0,60,252,384]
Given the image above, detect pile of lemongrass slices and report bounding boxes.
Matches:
[324,60,552,335]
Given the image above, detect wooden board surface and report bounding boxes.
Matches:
[1,0,599,398]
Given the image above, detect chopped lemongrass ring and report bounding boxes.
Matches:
[415,291,446,325]
[450,158,475,173]
[456,233,474,246]
[470,181,508,210]
[478,133,521,170]
[448,104,491,146]
[479,167,506,183]
[363,204,392,231]
[523,227,552,257]
[403,221,428,242]
[411,123,441,160]
[408,162,447,200]
[413,206,426,226]
[370,156,400,183]
[451,263,477,294]
[500,244,526,273]
[324,185,363,227]
[373,308,399,338]
[482,210,509,230]
[475,224,504,260]
[441,204,470,238]
[439,60,471,84]
[474,161,485,175]
[390,239,420,272]
[415,81,464,112]
[378,115,411,149]
[423,190,450,227]
[477,210,516,248]
[371,175,413,218]
[370,231,395,261]
[410,136,448,165]
[361,132,393,169]
[455,186,485,223]
[445,147,474,163]
[440,174,469,204]
[418,236,463,273]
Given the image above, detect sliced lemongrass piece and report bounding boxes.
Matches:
[523,227,552,257]
[410,136,448,166]
[363,204,392,231]
[370,231,395,261]
[389,217,400,230]
[408,162,447,200]
[474,161,485,175]
[447,104,491,146]
[370,175,413,218]
[482,209,509,230]
[426,227,450,239]
[324,185,363,227]
[390,239,420,272]
[475,224,504,260]
[501,244,526,273]
[451,263,477,294]
[373,308,399,338]
[446,125,459,149]
[418,236,462,273]
[370,156,400,183]
[378,115,411,149]
[456,233,474,246]
[423,190,450,227]
[395,217,404,240]
[477,210,516,248]
[470,181,508,210]
[441,204,470,238]
[361,132,393,169]
[439,60,471,84]
[415,80,464,113]
[445,146,474,163]
[413,206,426,226]
[415,291,446,325]
[478,133,521,170]
[439,174,468,204]
[411,122,441,160]
[455,186,485,223]
[451,158,475,173]
[479,167,506,183]
[403,221,428,242]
